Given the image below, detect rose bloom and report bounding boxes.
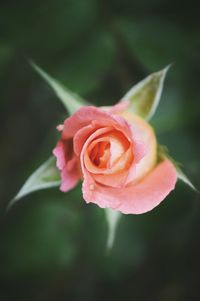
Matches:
[53,102,177,214]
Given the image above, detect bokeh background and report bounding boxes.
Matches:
[0,0,200,300]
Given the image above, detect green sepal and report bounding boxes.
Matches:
[8,157,60,209]
[105,208,121,251]
[157,144,197,191]
[31,61,89,115]
[122,65,171,120]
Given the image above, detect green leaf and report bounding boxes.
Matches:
[157,145,197,192]
[105,208,121,250]
[8,157,61,209]
[31,61,89,115]
[121,65,170,120]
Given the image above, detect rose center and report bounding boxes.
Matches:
[85,130,132,174]
[90,141,110,168]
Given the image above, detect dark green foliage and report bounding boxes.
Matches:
[0,0,200,300]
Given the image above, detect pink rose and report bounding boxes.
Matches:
[53,102,177,214]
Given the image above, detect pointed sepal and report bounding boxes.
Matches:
[157,144,197,192]
[8,156,60,209]
[122,65,171,120]
[105,208,121,251]
[31,62,89,115]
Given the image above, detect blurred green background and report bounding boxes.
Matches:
[0,0,200,300]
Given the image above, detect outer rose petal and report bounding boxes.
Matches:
[53,140,66,170]
[82,159,177,214]
[101,100,129,114]
[62,106,133,141]
[121,112,157,183]
[53,141,80,192]
[60,162,80,192]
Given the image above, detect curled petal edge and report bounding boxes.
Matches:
[82,159,177,214]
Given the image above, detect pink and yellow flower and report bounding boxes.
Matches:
[53,102,177,214]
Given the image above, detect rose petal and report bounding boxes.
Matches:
[94,170,131,188]
[66,107,146,175]
[53,141,66,170]
[76,109,147,189]
[109,100,130,113]
[82,159,177,214]
[124,112,157,183]
[62,106,115,140]
[53,140,80,192]
[73,124,96,156]
[82,169,122,209]
[60,165,80,192]
[62,106,133,141]
[101,100,130,114]
[83,128,134,176]
[107,131,130,166]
